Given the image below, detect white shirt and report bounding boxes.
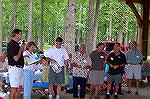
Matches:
[44,45,69,67]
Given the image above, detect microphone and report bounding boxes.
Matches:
[22,40,26,45]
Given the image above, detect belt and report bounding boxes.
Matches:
[10,65,23,68]
[128,63,140,65]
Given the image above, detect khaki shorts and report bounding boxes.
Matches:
[126,64,141,79]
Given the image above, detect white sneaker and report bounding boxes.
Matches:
[48,95,53,99]
[56,95,60,99]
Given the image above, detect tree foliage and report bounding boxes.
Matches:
[2,0,139,49]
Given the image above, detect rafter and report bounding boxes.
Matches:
[121,0,142,4]
[126,2,142,28]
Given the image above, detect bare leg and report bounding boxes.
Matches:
[15,86,22,99]
[136,79,139,94]
[0,79,3,92]
[127,79,131,92]
[9,88,17,99]
[56,84,61,95]
[94,84,99,96]
[114,84,119,94]
[48,84,53,95]
[107,82,111,94]
[90,85,93,96]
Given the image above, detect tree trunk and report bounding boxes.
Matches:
[93,0,100,48]
[76,2,82,45]
[0,1,2,53]
[27,0,33,41]
[109,14,112,40]
[51,24,56,45]
[117,27,123,44]
[136,26,139,42]
[131,32,136,41]
[86,0,95,54]
[124,21,128,46]
[40,0,44,51]
[86,0,100,54]
[35,32,38,45]
[65,0,76,56]
[148,25,150,56]
[10,0,17,34]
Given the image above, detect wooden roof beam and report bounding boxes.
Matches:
[126,2,142,28]
[122,0,142,4]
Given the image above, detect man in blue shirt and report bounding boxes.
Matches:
[126,41,143,95]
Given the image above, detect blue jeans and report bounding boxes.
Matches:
[23,69,34,99]
[73,77,87,98]
[67,75,73,89]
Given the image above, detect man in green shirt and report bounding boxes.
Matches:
[88,43,105,97]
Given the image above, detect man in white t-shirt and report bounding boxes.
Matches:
[44,37,69,99]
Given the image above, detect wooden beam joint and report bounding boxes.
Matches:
[126,2,142,28]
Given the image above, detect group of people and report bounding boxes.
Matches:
[6,29,42,99]
[103,41,143,99]
[68,41,143,99]
[0,28,144,99]
[6,29,71,99]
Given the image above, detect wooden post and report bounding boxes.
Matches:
[0,1,2,53]
[141,0,150,59]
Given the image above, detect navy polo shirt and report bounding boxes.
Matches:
[107,52,126,75]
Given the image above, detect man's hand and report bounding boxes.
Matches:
[0,53,5,62]
[42,59,49,66]
[70,63,77,67]
[20,44,25,51]
[120,64,124,67]
[3,67,8,72]
[113,65,118,69]
[84,64,91,69]
[109,64,113,67]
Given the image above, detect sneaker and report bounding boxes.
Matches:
[127,90,131,94]
[94,96,100,99]
[48,95,52,99]
[89,95,93,99]
[114,94,118,99]
[39,96,47,99]
[135,91,139,95]
[104,94,110,99]
[56,95,60,99]
[110,90,114,95]
[118,91,124,95]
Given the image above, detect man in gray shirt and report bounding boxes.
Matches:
[126,41,143,95]
[88,43,105,97]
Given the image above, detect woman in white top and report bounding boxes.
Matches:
[23,41,42,99]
